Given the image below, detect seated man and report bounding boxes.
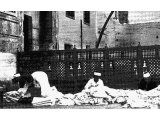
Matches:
[138,72,148,90]
[138,72,157,91]
[145,73,157,91]
[84,71,104,90]
[83,71,112,102]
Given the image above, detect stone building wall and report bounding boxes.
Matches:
[0,11,23,81]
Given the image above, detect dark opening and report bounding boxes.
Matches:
[118,11,128,24]
[23,14,33,52]
[84,11,90,25]
[64,44,73,50]
[156,35,159,39]
[66,11,75,19]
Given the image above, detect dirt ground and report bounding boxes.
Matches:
[2,102,123,109]
[2,103,150,109]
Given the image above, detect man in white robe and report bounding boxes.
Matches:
[83,72,112,101]
[84,72,104,90]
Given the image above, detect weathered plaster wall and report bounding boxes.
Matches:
[57,11,97,49]
[96,11,160,48]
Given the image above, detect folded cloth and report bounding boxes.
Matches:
[32,97,52,104]
[4,96,19,103]
[32,99,51,104]
[32,97,53,106]
[64,93,75,99]
[33,102,52,106]
[56,97,75,105]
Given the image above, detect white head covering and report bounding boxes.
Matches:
[13,73,21,77]
[143,72,150,78]
[94,72,101,76]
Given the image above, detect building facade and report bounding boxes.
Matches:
[1,11,160,81]
[0,11,97,80]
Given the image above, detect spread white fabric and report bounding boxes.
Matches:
[10,71,160,108]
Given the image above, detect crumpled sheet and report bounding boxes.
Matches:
[49,85,160,108]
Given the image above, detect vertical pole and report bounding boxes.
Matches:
[155,45,159,59]
[0,86,3,108]
[73,48,78,93]
[104,46,109,86]
[137,42,143,81]
[80,20,83,49]
[16,49,19,74]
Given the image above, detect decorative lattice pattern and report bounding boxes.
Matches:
[17,45,160,92]
[54,62,65,80]
[109,48,137,59]
[91,51,104,60]
[142,49,155,58]
[81,61,87,77]
[148,59,160,77]
[77,51,87,60]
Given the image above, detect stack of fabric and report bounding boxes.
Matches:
[32,97,53,107]
[4,91,21,103]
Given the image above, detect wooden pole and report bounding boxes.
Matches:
[80,20,83,49]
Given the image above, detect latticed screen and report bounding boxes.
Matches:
[142,49,155,58]
[54,62,65,80]
[17,45,160,92]
[92,51,104,60]
[147,59,160,78]
[109,48,137,59]
[78,51,86,60]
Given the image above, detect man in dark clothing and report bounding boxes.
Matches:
[146,78,157,91]
[138,78,147,90]
[138,72,157,91]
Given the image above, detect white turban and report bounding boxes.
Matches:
[13,73,21,77]
[143,72,150,78]
[94,72,101,76]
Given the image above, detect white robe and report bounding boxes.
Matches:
[31,71,52,97]
[84,78,104,90]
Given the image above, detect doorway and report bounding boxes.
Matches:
[23,14,32,52]
[64,44,73,50]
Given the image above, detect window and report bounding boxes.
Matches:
[66,11,75,19]
[118,11,128,24]
[64,44,73,50]
[84,11,90,25]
